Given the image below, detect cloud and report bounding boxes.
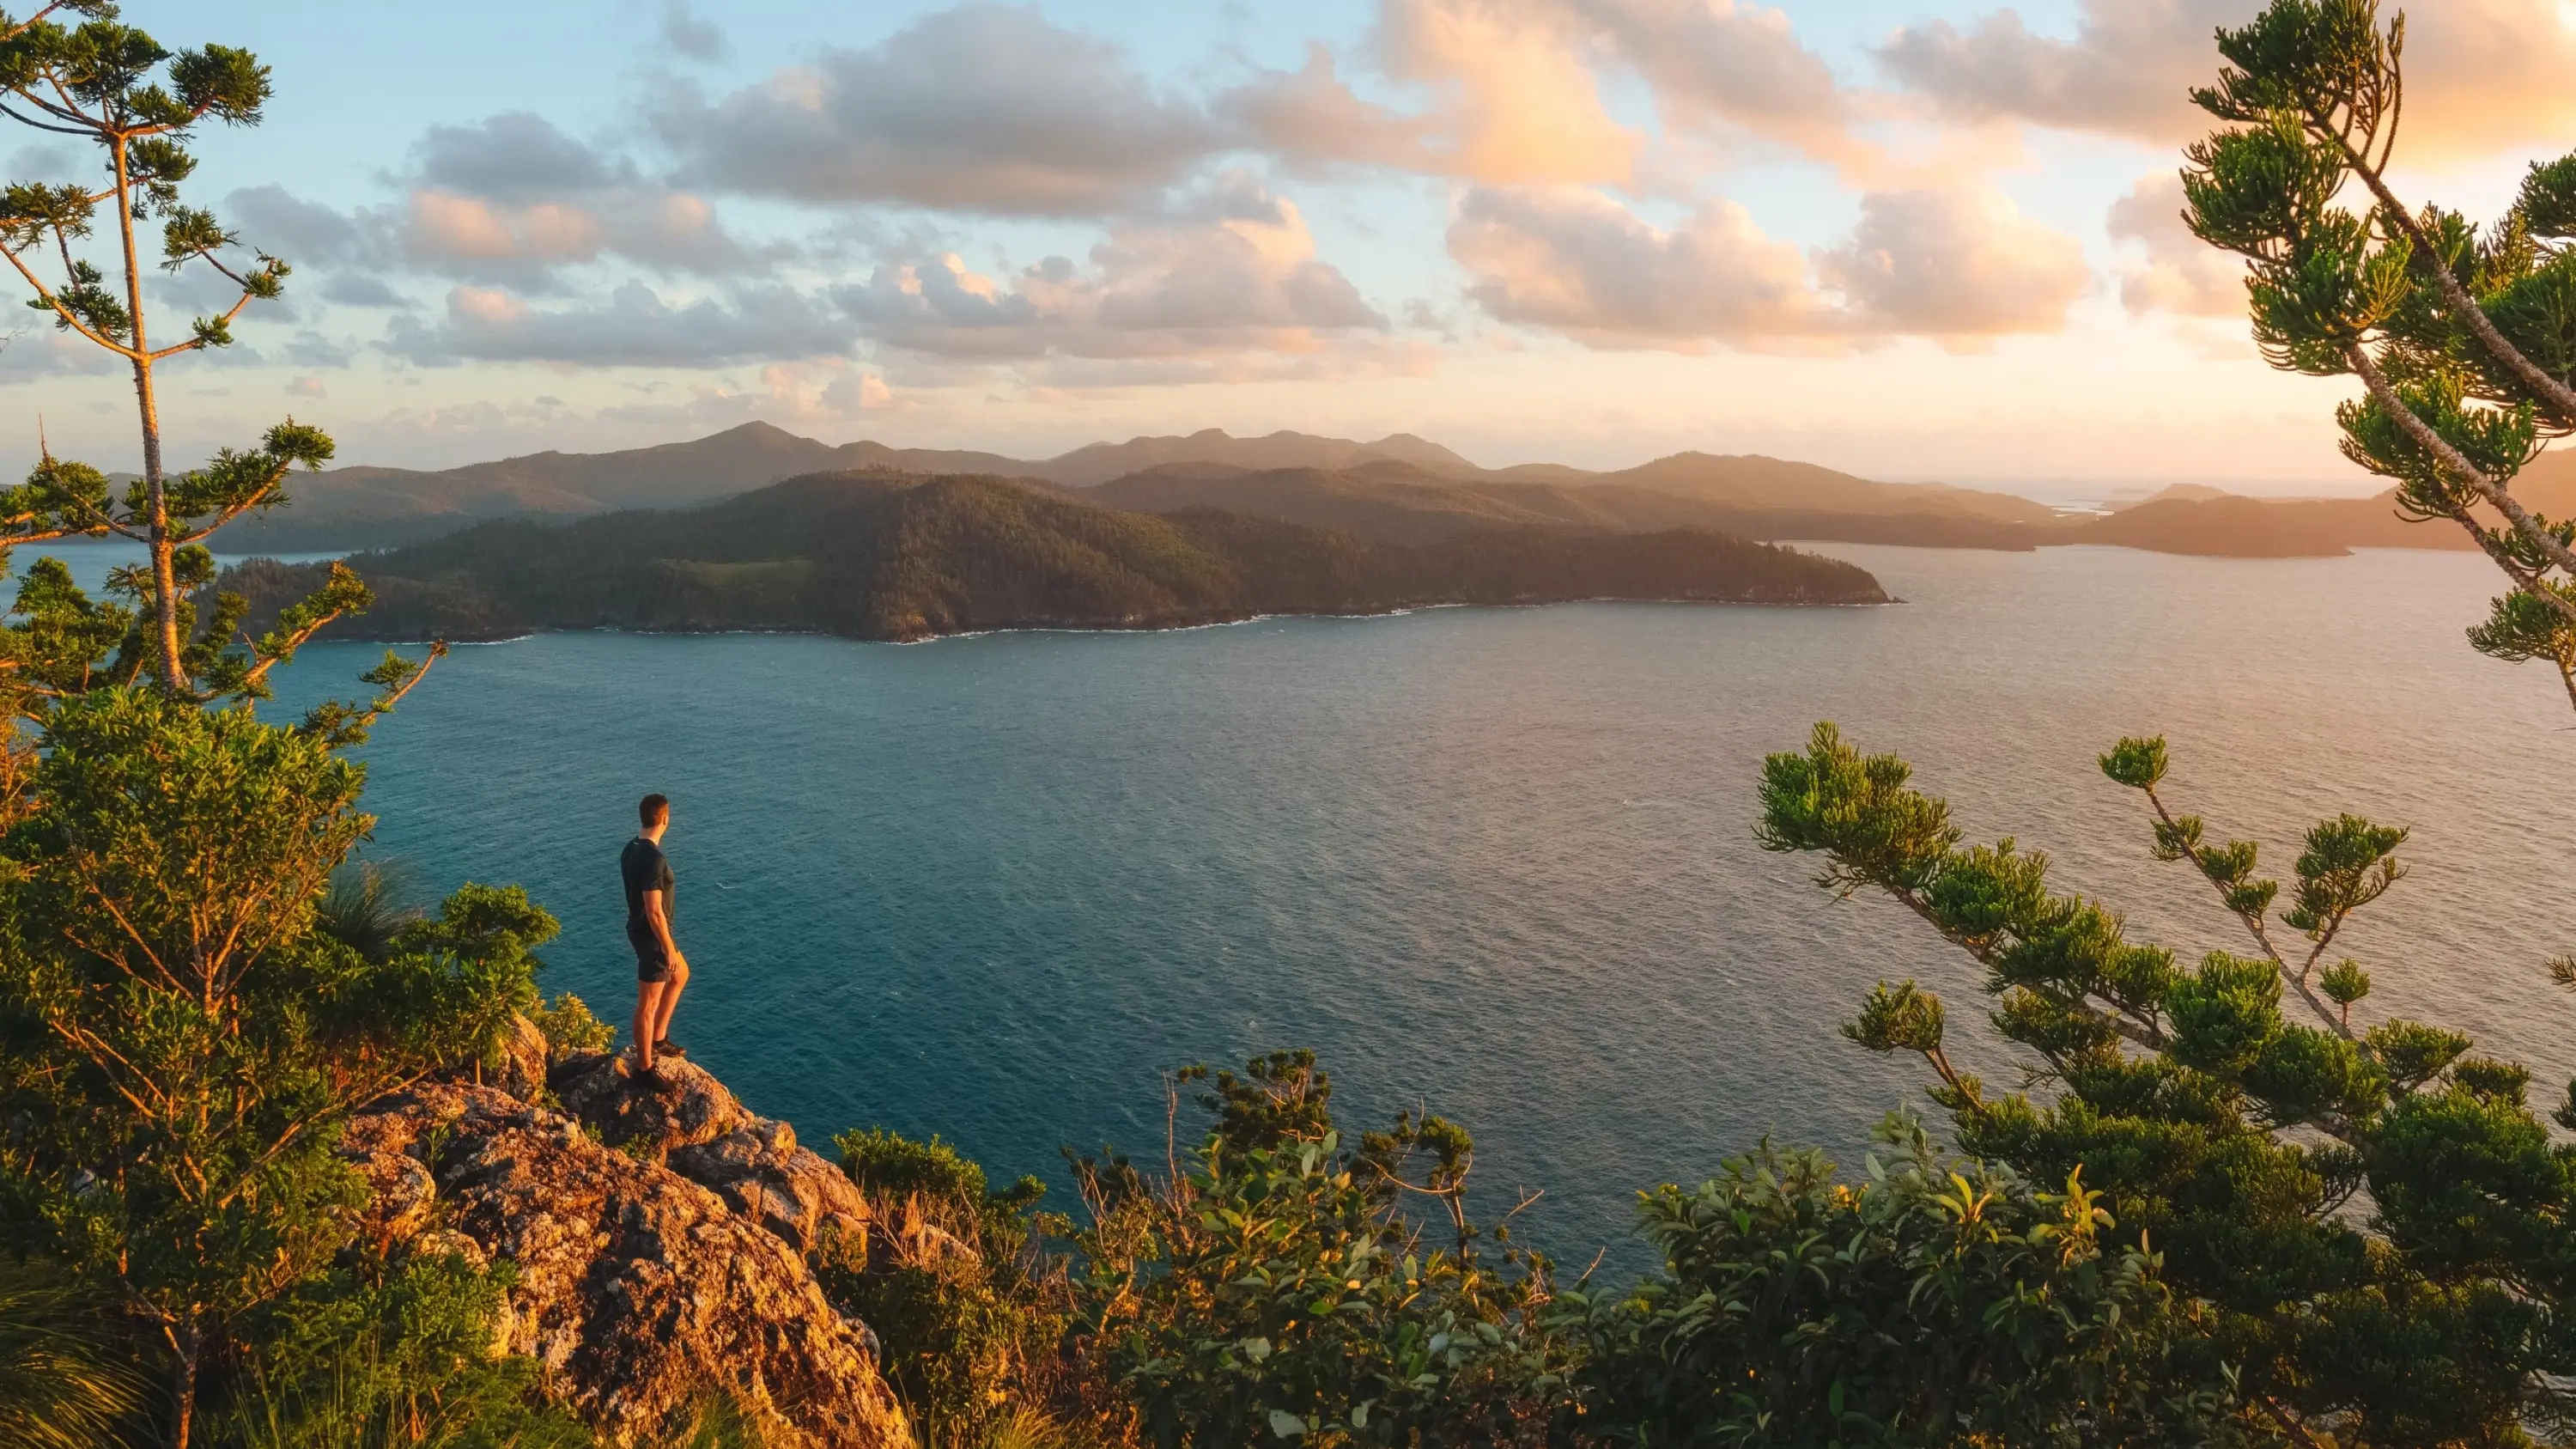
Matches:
[1570,0,1870,170]
[650,3,1218,216]
[1373,0,1641,185]
[1450,184,2090,350]
[414,111,626,202]
[321,274,406,307]
[2106,171,2244,317]
[1223,0,1642,185]
[0,326,123,383]
[655,0,726,61]
[286,375,327,399]
[1879,0,2576,160]
[397,186,749,281]
[598,360,896,432]
[229,119,764,297]
[839,176,1388,366]
[384,281,857,367]
[1449,187,1830,350]
[398,113,759,282]
[1815,188,2091,340]
[1228,0,1873,184]
[228,185,368,266]
[1218,45,1446,174]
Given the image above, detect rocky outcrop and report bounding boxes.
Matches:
[552,1050,874,1258]
[343,1055,907,1449]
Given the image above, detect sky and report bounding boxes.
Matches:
[5,0,2573,490]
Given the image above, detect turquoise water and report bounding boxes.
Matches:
[197,543,2576,1261]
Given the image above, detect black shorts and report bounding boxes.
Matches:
[629,920,676,983]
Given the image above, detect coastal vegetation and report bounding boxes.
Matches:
[216,470,1892,644]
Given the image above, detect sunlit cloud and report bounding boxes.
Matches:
[648,3,1220,215]
[2106,172,2245,319]
[837,176,1401,386]
[1880,0,2576,161]
[1450,183,2090,352]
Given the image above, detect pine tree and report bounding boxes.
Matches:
[1760,721,2576,1445]
[0,3,423,698]
[2181,0,2576,707]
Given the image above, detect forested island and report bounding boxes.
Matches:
[220,468,1890,643]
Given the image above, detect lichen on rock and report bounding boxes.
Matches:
[554,1050,874,1258]
[343,1044,907,1449]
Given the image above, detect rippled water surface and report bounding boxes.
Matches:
[231,544,2576,1260]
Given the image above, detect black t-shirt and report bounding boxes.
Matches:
[621,837,674,930]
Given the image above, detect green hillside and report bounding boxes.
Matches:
[222,470,1888,642]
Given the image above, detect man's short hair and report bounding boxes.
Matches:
[640,793,670,827]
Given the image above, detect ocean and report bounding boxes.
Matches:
[96,541,2576,1261]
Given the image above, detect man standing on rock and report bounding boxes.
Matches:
[623,793,689,1081]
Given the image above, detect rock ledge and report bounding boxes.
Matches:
[344,1050,906,1449]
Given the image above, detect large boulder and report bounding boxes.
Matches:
[552,1051,872,1257]
[342,1079,908,1449]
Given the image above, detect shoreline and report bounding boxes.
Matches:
[307,592,1904,650]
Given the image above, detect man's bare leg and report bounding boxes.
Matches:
[634,981,671,1072]
[649,963,690,1050]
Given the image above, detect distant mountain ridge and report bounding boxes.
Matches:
[213,419,2576,561]
[1087,463,2053,551]
[221,422,2064,551]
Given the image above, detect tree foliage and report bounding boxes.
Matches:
[1760,721,2576,1446]
[2182,0,2576,709]
[0,686,558,1447]
[1569,1115,2232,1447]
[0,1,437,700]
[1065,1050,1570,1449]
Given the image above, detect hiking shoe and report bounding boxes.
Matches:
[655,1038,686,1059]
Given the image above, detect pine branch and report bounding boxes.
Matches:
[2347,344,2576,605]
[0,244,138,358]
[2325,127,2576,427]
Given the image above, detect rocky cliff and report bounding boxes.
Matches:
[341,1040,909,1448]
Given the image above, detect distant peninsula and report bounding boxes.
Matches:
[220,469,1889,644]
[206,419,2576,562]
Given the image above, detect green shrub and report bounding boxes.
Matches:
[1570,1115,2227,1445]
[822,1129,1078,1449]
[528,993,615,1062]
[1066,1052,1569,1449]
[208,1250,588,1449]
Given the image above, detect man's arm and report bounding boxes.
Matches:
[646,889,683,966]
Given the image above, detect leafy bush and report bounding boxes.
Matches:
[1570,1115,2230,1446]
[0,688,556,1441]
[823,1128,1077,1449]
[527,992,616,1062]
[208,1250,587,1449]
[1066,1051,1569,1449]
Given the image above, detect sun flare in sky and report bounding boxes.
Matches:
[8,0,2574,491]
